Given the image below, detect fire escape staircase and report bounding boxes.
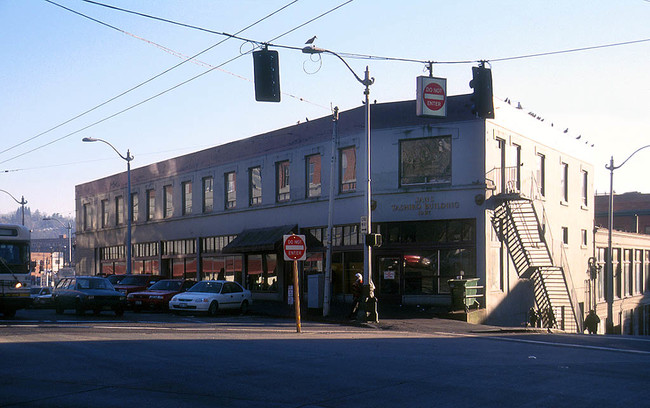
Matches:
[492,198,581,332]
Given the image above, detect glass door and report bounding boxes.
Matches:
[377,257,401,304]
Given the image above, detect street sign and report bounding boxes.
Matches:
[360,216,368,234]
[283,234,306,261]
[416,76,447,118]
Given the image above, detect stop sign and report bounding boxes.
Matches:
[283,234,306,261]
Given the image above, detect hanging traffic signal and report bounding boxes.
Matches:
[253,47,281,102]
[469,65,494,119]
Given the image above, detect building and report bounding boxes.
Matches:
[595,192,650,235]
[592,227,650,334]
[75,94,594,329]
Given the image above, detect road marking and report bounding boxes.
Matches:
[488,336,650,355]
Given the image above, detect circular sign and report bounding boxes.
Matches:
[284,234,306,261]
[423,82,445,111]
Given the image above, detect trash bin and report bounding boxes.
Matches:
[447,278,481,311]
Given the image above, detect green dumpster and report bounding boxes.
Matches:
[447,278,482,311]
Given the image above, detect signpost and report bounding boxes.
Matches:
[284,234,306,333]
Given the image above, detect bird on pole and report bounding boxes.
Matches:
[305,35,317,44]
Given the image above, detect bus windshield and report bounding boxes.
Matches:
[0,242,30,274]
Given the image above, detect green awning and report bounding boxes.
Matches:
[222,225,323,254]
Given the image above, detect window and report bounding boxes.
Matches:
[101,199,109,228]
[581,229,588,247]
[182,181,192,215]
[634,249,642,295]
[581,170,588,207]
[340,146,356,192]
[131,193,138,223]
[164,185,173,218]
[306,154,321,198]
[507,143,521,192]
[561,162,569,202]
[561,226,568,245]
[536,153,545,197]
[202,177,213,213]
[83,203,91,231]
[276,161,290,202]
[115,196,124,226]
[400,136,452,186]
[146,189,155,221]
[249,167,262,206]
[225,172,236,209]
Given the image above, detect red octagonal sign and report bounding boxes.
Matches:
[284,234,306,261]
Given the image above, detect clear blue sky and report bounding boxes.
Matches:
[1,0,649,216]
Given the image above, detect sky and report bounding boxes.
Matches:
[1,0,649,217]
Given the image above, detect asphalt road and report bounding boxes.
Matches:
[1,309,649,407]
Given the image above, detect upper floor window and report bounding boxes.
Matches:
[400,136,451,186]
[101,199,109,228]
[581,170,588,207]
[276,161,290,202]
[249,167,262,206]
[202,177,213,213]
[115,196,124,226]
[146,189,155,221]
[536,153,545,197]
[225,172,236,209]
[131,193,139,223]
[340,146,356,193]
[182,181,192,215]
[561,162,569,202]
[83,203,91,231]
[164,185,173,218]
[306,154,321,198]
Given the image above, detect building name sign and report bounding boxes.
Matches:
[391,196,460,216]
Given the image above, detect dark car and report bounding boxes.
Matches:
[53,276,126,316]
[106,274,127,285]
[113,274,164,296]
[127,279,196,312]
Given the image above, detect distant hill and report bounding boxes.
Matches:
[0,207,74,239]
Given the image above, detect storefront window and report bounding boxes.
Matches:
[403,253,438,295]
[332,252,363,295]
[248,254,278,292]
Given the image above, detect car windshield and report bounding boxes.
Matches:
[30,287,43,295]
[118,275,152,285]
[187,281,222,294]
[148,280,182,291]
[77,278,113,290]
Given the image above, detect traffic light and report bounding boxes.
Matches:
[469,65,494,119]
[253,47,281,102]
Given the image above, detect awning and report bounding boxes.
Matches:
[222,225,323,254]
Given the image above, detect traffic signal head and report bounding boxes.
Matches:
[365,233,383,247]
[469,65,494,119]
[253,48,281,102]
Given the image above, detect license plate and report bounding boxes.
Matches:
[135,301,142,305]
[177,303,189,308]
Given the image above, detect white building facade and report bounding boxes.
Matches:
[75,95,593,329]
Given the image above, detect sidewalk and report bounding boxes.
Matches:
[249,300,543,335]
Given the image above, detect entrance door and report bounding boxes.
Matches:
[376,257,401,304]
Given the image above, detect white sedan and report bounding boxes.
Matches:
[169,280,252,316]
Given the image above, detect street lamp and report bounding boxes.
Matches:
[82,137,134,275]
[605,144,650,334]
[302,45,377,322]
[0,189,27,225]
[43,217,72,268]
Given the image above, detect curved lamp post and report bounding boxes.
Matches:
[302,45,377,322]
[605,144,650,333]
[0,189,27,225]
[82,137,133,275]
[43,217,72,268]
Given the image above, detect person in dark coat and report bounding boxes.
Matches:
[349,273,363,318]
[584,310,600,334]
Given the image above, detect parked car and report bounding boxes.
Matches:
[113,274,164,296]
[105,274,127,285]
[127,279,196,312]
[52,276,126,316]
[169,280,252,316]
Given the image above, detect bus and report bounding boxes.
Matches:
[0,224,32,317]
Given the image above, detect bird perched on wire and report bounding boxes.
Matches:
[305,36,317,44]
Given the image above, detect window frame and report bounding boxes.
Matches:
[339,146,357,193]
[131,192,138,223]
[276,160,290,202]
[202,176,213,213]
[115,195,124,226]
[306,154,321,198]
[249,166,262,206]
[225,172,236,209]
[101,199,109,228]
[561,162,569,203]
[399,135,452,187]
[146,189,155,221]
[182,181,192,215]
[164,185,173,218]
